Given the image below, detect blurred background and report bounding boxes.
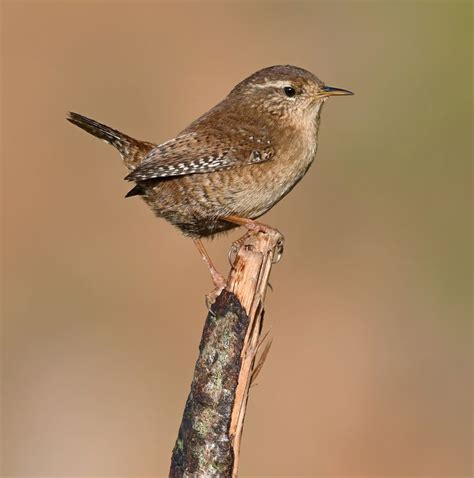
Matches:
[1,1,472,476]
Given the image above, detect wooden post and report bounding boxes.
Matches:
[169,229,283,477]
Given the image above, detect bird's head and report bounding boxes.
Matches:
[228,65,353,123]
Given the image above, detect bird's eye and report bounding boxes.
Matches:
[283,86,296,97]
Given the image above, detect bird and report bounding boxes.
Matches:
[67,65,353,296]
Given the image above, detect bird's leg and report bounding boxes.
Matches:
[224,215,285,264]
[223,215,279,235]
[193,238,227,307]
[193,238,226,287]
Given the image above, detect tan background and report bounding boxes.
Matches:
[1,1,472,476]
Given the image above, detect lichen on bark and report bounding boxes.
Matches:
[169,290,249,477]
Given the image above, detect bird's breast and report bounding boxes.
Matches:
[219,128,319,218]
[265,125,319,196]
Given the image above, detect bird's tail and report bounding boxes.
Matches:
[67,112,155,169]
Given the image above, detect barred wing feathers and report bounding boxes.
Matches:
[124,132,274,182]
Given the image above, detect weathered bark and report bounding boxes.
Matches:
[169,290,248,477]
[169,229,283,477]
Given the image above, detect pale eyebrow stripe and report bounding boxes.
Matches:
[252,80,293,89]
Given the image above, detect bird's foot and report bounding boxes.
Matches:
[225,216,284,265]
[205,272,227,309]
[228,231,252,266]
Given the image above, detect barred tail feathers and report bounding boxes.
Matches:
[67,112,155,169]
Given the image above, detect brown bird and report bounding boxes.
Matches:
[67,65,352,294]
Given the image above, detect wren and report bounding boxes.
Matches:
[68,65,353,291]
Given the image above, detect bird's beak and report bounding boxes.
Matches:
[320,85,354,97]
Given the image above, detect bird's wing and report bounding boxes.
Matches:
[124,131,274,182]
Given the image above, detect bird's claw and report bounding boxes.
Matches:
[205,284,226,310]
[205,273,227,309]
[228,232,252,266]
[272,237,284,263]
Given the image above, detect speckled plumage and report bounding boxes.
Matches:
[68,65,352,238]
